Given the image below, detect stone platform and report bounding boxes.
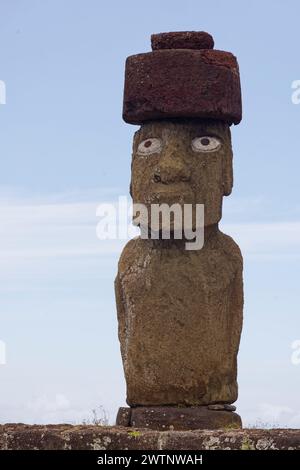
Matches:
[0,425,299,450]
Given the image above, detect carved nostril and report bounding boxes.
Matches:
[181,173,191,182]
[153,173,161,183]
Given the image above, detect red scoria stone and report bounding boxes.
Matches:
[151,31,214,50]
[123,48,242,125]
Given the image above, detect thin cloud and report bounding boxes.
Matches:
[0,189,299,261]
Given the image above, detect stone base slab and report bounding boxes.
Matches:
[116,406,242,431]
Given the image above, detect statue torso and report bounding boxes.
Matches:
[116,229,243,406]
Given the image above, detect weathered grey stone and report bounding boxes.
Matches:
[208,404,236,411]
[1,425,300,450]
[116,119,243,408]
[129,406,242,431]
[130,120,234,228]
[116,407,132,427]
[116,226,243,406]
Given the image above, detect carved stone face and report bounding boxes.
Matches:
[131,120,233,228]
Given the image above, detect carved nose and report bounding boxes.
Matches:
[154,153,190,184]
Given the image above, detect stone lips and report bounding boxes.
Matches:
[123,49,242,125]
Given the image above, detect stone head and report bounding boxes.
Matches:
[130,119,233,228]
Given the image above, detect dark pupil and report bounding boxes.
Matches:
[200,137,210,146]
[144,140,152,148]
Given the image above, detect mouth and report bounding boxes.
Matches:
[149,183,194,203]
[152,182,192,193]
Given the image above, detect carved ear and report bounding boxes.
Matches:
[130,129,140,199]
[223,151,233,196]
[222,132,233,196]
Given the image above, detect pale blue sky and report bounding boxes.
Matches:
[0,0,300,426]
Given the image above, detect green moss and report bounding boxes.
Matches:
[128,431,141,438]
[223,423,241,430]
[241,437,255,450]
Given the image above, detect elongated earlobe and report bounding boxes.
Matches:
[222,129,233,196]
[223,153,233,196]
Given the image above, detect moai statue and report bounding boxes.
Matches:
[115,31,243,430]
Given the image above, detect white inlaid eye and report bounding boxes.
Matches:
[137,138,162,155]
[191,136,221,153]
